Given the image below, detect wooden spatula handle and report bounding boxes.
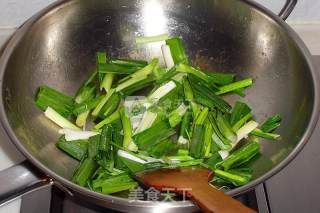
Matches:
[189,182,256,213]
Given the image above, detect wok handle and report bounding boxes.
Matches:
[278,0,298,20]
[0,161,52,207]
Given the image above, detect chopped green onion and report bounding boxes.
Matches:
[208,113,232,150]
[214,169,249,186]
[164,155,194,162]
[166,37,188,64]
[131,58,159,78]
[220,141,260,170]
[232,112,253,132]
[98,63,143,75]
[76,111,90,127]
[191,80,232,113]
[148,81,176,103]
[178,111,192,147]
[251,128,281,141]
[190,108,208,158]
[73,96,103,116]
[94,110,120,130]
[206,72,235,86]
[136,33,169,44]
[133,120,176,151]
[177,64,211,83]
[230,101,252,126]
[93,174,138,194]
[236,120,259,144]
[161,44,175,69]
[134,111,158,134]
[195,107,209,125]
[205,152,223,170]
[75,84,96,104]
[72,157,98,186]
[58,129,99,141]
[168,103,188,127]
[36,86,74,118]
[120,107,137,151]
[57,136,88,161]
[148,139,178,158]
[203,121,214,158]
[100,73,114,93]
[109,58,148,68]
[165,159,203,168]
[101,92,121,118]
[261,115,282,133]
[183,77,194,101]
[215,78,253,95]
[216,111,237,143]
[44,107,80,130]
[92,89,115,116]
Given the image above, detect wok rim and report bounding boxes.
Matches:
[0,0,318,211]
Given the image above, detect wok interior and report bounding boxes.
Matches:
[2,0,314,197]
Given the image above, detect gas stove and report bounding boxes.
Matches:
[12,56,320,213]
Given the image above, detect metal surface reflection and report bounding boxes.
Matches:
[142,0,167,36]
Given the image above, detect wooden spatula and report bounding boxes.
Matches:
[135,166,256,213]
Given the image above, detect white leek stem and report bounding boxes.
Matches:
[148,81,176,103]
[161,44,175,69]
[44,107,80,130]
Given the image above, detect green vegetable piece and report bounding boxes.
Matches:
[88,135,100,159]
[195,107,209,125]
[168,103,188,127]
[251,128,281,141]
[110,58,148,68]
[177,64,212,83]
[165,159,203,169]
[75,84,96,104]
[73,96,104,116]
[100,73,114,93]
[99,92,121,118]
[94,110,121,130]
[148,139,178,158]
[208,113,232,150]
[166,37,188,64]
[215,78,253,95]
[94,174,138,194]
[92,89,115,116]
[203,121,214,158]
[205,152,223,170]
[136,34,169,44]
[261,115,282,133]
[98,63,143,75]
[96,52,108,83]
[221,141,260,170]
[120,107,136,151]
[35,86,74,117]
[206,72,235,86]
[191,80,231,113]
[72,157,98,186]
[183,77,194,101]
[230,101,252,126]
[115,59,158,92]
[121,77,155,96]
[178,111,193,148]
[190,124,205,159]
[214,169,250,186]
[133,120,176,151]
[216,111,237,143]
[57,136,88,161]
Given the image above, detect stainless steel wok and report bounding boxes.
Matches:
[0,0,319,212]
